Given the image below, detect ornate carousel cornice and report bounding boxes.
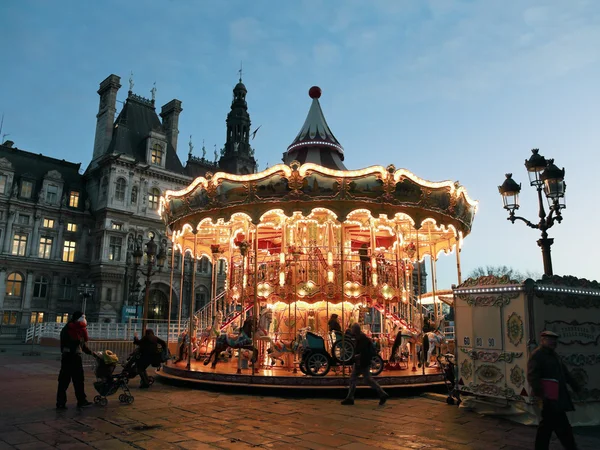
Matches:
[161,161,477,237]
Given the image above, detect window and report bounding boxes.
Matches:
[56,313,69,323]
[111,222,123,230]
[100,177,108,200]
[30,312,44,324]
[43,218,54,228]
[199,256,210,273]
[38,236,53,259]
[106,288,113,302]
[151,143,163,165]
[218,259,225,275]
[12,233,27,256]
[33,276,49,298]
[3,311,19,325]
[17,214,30,225]
[109,236,122,261]
[63,240,76,262]
[69,191,79,208]
[131,186,138,204]
[20,180,33,199]
[115,178,126,202]
[148,188,160,210]
[60,277,73,300]
[67,223,77,232]
[0,174,7,195]
[6,272,23,297]
[46,184,58,203]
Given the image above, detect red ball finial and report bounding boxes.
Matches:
[309,86,322,99]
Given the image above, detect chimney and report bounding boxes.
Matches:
[2,140,14,148]
[160,99,183,152]
[92,74,121,161]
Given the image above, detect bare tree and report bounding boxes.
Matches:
[467,265,541,282]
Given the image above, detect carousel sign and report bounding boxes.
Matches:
[545,320,600,346]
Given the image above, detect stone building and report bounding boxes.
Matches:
[0,73,258,333]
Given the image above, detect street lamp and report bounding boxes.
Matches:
[132,235,167,334]
[498,149,566,276]
[77,283,96,315]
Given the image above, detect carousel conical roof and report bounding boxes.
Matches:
[284,86,346,170]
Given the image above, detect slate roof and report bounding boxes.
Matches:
[0,143,87,208]
[106,93,185,173]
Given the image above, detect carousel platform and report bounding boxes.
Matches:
[157,358,445,390]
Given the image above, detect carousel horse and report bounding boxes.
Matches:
[198,311,224,353]
[255,309,273,343]
[420,330,447,368]
[203,317,257,369]
[389,328,420,363]
[266,328,306,366]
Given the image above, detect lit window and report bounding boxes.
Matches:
[43,218,54,228]
[2,311,19,325]
[67,223,77,232]
[0,174,7,195]
[111,222,123,230]
[21,181,33,199]
[46,184,58,203]
[30,312,44,324]
[60,278,73,300]
[6,272,23,297]
[56,313,69,323]
[109,236,122,261]
[151,143,163,165]
[69,191,79,208]
[148,188,160,210]
[115,179,126,201]
[63,240,76,262]
[12,233,27,256]
[33,276,49,298]
[39,236,53,259]
[18,214,30,225]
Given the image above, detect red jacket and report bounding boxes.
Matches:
[67,321,89,342]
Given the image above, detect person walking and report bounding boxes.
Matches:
[527,330,580,450]
[56,311,93,409]
[133,329,167,388]
[341,323,390,406]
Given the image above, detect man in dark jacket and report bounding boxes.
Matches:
[341,323,389,406]
[56,311,93,409]
[133,329,167,388]
[527,330,580,450]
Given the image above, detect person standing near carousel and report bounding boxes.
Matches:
[341,323,389,406]
[527,330,581,450]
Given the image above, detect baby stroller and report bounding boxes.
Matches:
[121,348,157,385]
[437,353,461,406]
[92,351,135,406]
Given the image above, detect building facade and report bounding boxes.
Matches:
[0,73,258,333]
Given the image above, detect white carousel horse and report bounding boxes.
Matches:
[255,309,273,343]
[422,330,447,367]
[266,328,307,366]
[197,311,223,354]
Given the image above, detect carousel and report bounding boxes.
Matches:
[157,86,478,389]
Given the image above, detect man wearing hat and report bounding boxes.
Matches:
[56,311,93,409]
[527,330,580,449]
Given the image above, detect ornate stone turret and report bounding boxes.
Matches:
[218,78,257,175]
[283,86,346,170]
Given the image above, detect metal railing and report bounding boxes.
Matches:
[82,340,137,367]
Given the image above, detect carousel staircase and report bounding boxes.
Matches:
[372,303,419,334]
[193,291,227,330]
[219,303,254,331]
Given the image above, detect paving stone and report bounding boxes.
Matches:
[0,432,38,446]
[177,442,217,450]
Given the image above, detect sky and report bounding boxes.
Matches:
[2,0,599,290]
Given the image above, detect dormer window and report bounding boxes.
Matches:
[69,191,79,208]
[46,184,58,204]
[20,181,33,199]
[115,178,126,202]
[151,143,164,165]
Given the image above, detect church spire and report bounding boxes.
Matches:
[218,77,256,175]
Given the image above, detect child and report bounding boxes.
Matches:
[67,312,89,343]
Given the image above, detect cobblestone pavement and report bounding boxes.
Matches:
[1,344,599,450]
